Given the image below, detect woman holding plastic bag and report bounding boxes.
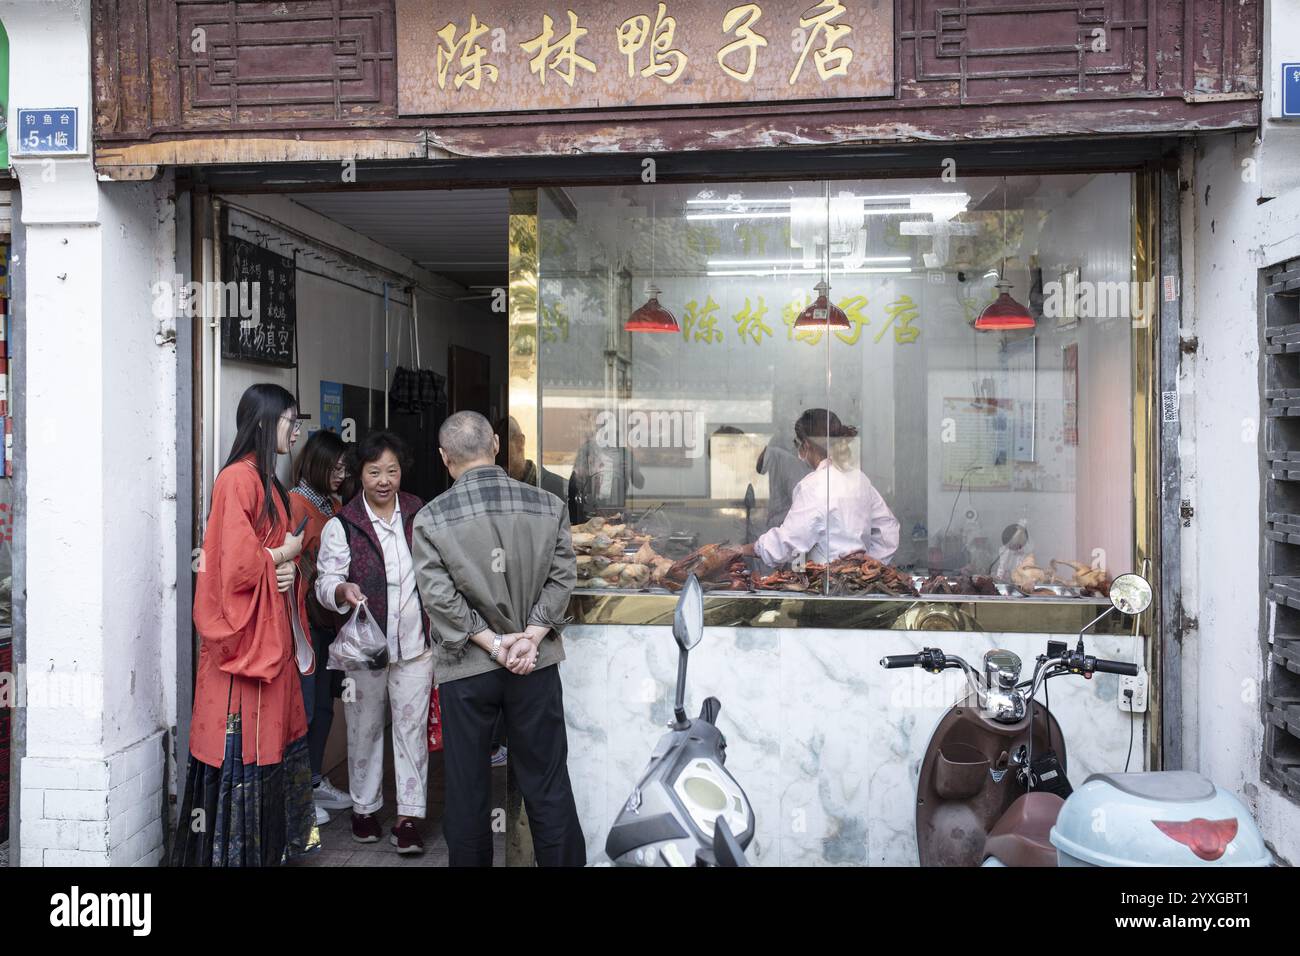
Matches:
[171,383,320,866]
[315,431,435,855]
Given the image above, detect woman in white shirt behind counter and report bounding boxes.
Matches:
[742,408,900,567]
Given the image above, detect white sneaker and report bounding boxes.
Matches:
[490,746,508,769]
[313,778,352,811]
[314,804,331,826]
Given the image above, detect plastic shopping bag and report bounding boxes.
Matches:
[427,685,443,753]
[327,601,389,671]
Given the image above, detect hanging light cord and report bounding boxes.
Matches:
[1000,177,1008,280]
[651,193,656,289]
[825,180,831,290]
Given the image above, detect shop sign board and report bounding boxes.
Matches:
[395,0,893,115]
[15,108,77,154]
[220,236,297,368]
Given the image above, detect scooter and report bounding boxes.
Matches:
[881,573,1272,867]
[605,574,756,867]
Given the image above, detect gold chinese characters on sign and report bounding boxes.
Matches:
[396,0,893,115]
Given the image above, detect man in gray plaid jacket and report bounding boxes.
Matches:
[411,410,586,866]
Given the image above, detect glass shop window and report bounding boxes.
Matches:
[535,174,1140,599]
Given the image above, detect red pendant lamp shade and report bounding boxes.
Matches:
[624,284,680,333]
[975,278,1036,332]
[794,279,851,331]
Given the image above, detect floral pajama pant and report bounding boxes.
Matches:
[343,647,435,818]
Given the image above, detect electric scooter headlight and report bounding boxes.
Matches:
[673,758,750,838]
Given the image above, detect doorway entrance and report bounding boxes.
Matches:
[189,186,514,866]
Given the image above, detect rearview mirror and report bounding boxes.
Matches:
[1109,573,1153,616]
[673,574,704,651]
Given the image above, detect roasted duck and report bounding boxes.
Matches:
[921,573,998,596]
[661,542,747,590]
[572,513,661,589]
[1050,559,1110,593]
[1011,554,1050,593]
[755,551,917,596]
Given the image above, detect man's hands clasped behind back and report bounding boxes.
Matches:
[494,628,546,675]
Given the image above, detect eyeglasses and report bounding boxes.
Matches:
[279,414,302,435]
[332,462,349,476]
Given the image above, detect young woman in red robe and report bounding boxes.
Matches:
[171,383,321,866]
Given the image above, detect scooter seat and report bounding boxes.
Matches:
[983,792,1065,867]
[1082,771,1215,802]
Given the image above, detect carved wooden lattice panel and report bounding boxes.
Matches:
[903,1,1149,100]
[177,0,394,123]
[96,0,398,133]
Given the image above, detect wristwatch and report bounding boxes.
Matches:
[489,635,503,663]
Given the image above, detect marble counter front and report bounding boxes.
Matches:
[559,624,1146,866]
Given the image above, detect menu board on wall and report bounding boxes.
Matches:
[1062,343,1079,446]
[220,235,297,368]
[1002,336,1036,463]
[940,397,1012,491]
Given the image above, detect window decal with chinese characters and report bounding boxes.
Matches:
[395,1,893,115]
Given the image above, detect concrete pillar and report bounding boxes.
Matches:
[2,0,177,866]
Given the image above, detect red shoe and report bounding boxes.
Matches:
[351,812,381,843]
[390,818,425,855]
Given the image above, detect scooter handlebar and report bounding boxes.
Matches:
[1092,658,1139,677]
[880,654,920,669]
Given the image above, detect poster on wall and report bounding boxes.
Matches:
[1062,343,1079,446]
[940,397,1012,491]
[1002,336,1036,462]
[320,381,344,434]
[220,235,297,368]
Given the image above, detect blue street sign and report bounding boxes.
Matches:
[16,108,78,153]
[1285,63,1300,118]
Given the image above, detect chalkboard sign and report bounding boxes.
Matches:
[221,235,297,367]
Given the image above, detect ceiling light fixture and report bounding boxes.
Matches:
[974,178,1035,333]
[793,185,850,331]
[624,193,680,334]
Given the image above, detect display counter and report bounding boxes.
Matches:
[507,169,1159,865]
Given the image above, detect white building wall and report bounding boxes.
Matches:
[1181,0,1300,860]
[4,0,175,866]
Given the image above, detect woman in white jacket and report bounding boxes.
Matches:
[743,408,900,566]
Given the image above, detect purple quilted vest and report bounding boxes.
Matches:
[338,491,430,645]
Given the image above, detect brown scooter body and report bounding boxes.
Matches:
[915,689,1065,867]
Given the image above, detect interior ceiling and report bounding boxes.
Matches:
[290,188,509,291]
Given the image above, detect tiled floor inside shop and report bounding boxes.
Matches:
[291,726,507,868]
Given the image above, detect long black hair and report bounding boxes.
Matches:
[223,383,297,530]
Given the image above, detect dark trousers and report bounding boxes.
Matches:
[439,663,586,867]
[299,624,336,784]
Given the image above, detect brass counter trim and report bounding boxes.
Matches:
[568,591,1133,635]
